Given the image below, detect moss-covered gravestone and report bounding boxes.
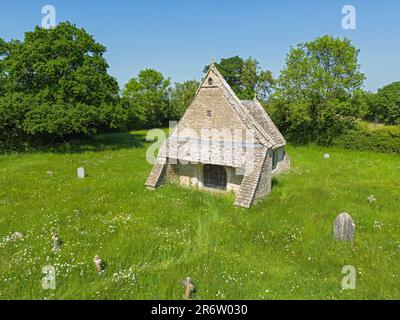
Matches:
[333,212,355,242]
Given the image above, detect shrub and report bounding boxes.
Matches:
[366,82,400,125]
[332,122,400,153]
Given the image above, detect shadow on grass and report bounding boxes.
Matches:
[272,177,279,189]
[2,131,148,155]
[51,132,148,154]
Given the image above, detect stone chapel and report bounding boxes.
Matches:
[145,61,290,208]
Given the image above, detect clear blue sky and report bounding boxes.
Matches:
[1,0,399,92]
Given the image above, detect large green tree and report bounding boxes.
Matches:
[122,69,171,128]
[0,22,121,142]
[270,35,365,143]
[170,80,199,119]
[367,82,400,125]
[204,56,275,100]
[241,57,275,100]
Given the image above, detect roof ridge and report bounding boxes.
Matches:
[208,65,275,147]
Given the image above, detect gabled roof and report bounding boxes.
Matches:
[200,64,285,148]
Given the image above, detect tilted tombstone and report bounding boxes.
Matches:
[333,212,355,242]
[182,277,195,300]
[77,167,85,179]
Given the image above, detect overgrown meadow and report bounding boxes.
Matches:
[0,131,399,299]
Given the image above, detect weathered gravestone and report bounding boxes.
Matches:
[52,233,61,252]
[77,167,85,179]
[182,277,195,300]
[333,212,355,242]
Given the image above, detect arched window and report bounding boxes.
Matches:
[208,77,213,85]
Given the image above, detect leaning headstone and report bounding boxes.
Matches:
[77,167,85,179]
[333,212,355,242]
[324,154,330,159]
[182,277,195,300]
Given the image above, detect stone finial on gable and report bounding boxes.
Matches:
[210,57,215,66]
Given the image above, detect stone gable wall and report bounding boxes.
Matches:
[176,87,254,144]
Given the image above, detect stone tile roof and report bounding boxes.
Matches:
[158,136,265,170]
[209,65,276,148]
[240,99,286,147]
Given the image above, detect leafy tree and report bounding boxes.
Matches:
[170,80,199,119]
[0,22,121,141]
[367,82,400,125]
[207,56,243,96]
[270,35,365,143]
[0,93,33,144]
[350,89,370,119]
[242,57,275,100]
[122,69,171,128]
[204,56,275,100]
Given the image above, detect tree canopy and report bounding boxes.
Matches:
[170,80,199,119]
[0,22,121,143]
[367,82,400,125]
[270,35,365,143]
[204,56,275,100]
[0,24,397,149]
[122,69,171,129]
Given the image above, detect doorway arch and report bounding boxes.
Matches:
[203,164,227,190]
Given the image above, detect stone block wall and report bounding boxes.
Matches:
[254,149,272,201]
[167,161,243,193]
[271,147,291,177]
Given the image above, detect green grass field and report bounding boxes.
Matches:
[0,131,399,300]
